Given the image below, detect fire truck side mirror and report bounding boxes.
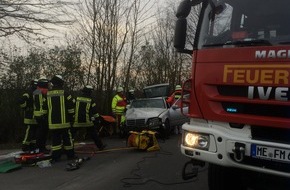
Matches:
[174,18,187,50]
[175,0,195,54]
[176,0,191,18]
[174,18,193,54]
[191,0,203,6]
[176,0,203,18]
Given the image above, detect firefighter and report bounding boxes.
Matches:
[166,85,182,106]
[42,75,75,162]
[167,84,183,135]
[33,77,49,153]
[111,86,127,135]
[19,79,38,152]
[72,85,106,150]
[127,89,135,104]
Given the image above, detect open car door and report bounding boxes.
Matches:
[143,83,170,98]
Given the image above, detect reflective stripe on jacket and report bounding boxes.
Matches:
[33,88,47,117]
[111,94,126,114]
[19,92,37,124]
[43,89,75,129]
[73,96,98,127]
[166,90,182,106]
[174,91,182,99]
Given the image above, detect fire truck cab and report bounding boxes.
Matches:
[175,0,290,189]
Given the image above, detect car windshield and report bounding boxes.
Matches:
[198,0,290,48]
[131,99,166,109]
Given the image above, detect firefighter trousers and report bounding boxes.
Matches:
[35,118,49,152]
[50,128,75,161]
[22,124,38,151]
[72,126,105,150]
[114,114,125,134]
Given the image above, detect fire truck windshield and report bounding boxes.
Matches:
[198,0,290,49]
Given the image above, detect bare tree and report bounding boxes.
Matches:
[0,0,74,42]
[121,0,156,92]
[68,0,156,113]
[130,0,193,91]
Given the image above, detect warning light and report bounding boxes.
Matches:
[226,108,237,113]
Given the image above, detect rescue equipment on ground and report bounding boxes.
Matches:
[14,151,51,166]
[74,142,135,154]
[127,130,160,151]
[97,115,116,136]
[101,115,116,123]
[0,160,22,173]
[66,157,90,171]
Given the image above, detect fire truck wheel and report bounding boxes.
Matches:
[208,164,247,190]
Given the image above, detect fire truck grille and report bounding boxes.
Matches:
[217,85,290,119]
[251,126,290,144]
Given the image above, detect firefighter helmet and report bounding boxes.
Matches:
[50,75,64,86]
[117,87,124,93]
[30,79,38,90]
[175,85,182,91]
[37,77,49,88]
[82,85,94,94]
[31,79,38,86]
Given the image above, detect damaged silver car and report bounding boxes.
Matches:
[124,96,188,137]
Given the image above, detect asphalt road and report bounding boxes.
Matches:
[0,134,209,190]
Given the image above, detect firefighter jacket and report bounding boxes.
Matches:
[166,90,182,106]
[73,95,99,128]
[111,94,127,115]
[127,93,135,104]
[174,90,182,99]
[33,87,48,119]
[43,87,75,129]
[19,90,37,125]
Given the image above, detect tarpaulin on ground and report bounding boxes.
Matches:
[0,160,22,173]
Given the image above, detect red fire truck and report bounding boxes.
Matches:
[175,0,290,189]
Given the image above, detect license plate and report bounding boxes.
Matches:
[251,144,290,163]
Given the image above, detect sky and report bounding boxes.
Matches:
[0,0,179,55]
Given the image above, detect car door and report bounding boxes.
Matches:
[168,98,189,127]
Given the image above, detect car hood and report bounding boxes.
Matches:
[126,108,167,119]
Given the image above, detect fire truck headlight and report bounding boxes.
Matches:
[184,132,209,150]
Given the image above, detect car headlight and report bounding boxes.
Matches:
[183,131,210,150]
[147,118,161,127]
